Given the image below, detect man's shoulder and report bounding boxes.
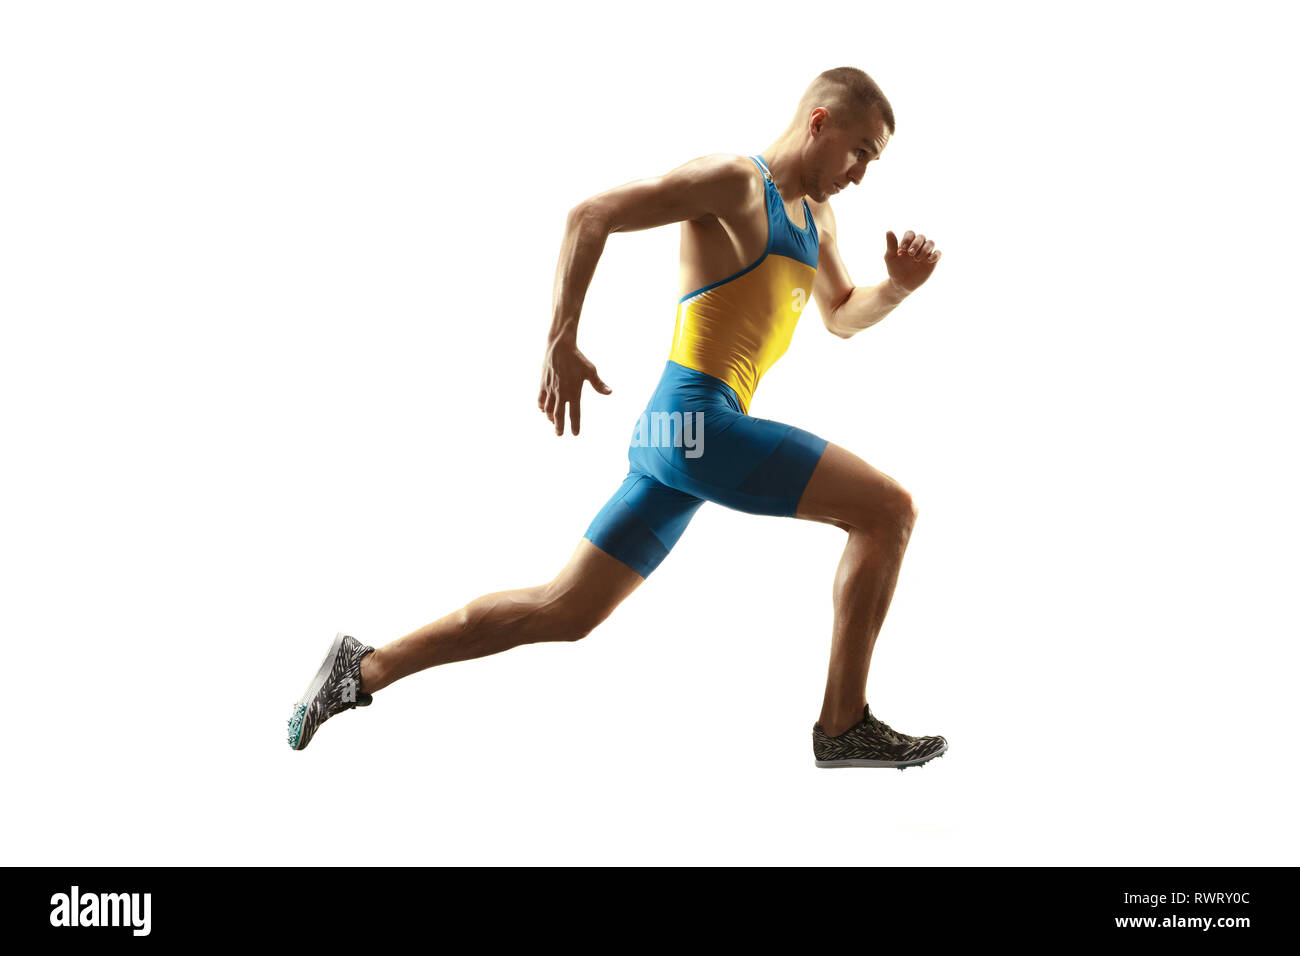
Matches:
[693,151,761,167]
[681,152,763,181]
[668,153,765,218]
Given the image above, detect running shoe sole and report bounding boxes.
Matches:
[815,741,948,770]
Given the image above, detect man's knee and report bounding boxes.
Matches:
[896,488,919,536]
[855,485,918,541]
[539,587,617,643]
[550,606,606,642]
[559,620,598,642]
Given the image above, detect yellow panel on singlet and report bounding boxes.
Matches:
[668,154,820,415]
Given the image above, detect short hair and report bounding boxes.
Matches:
[795,67,895,135]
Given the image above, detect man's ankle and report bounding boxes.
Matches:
[359,649,381,695]
[819,713,863,738]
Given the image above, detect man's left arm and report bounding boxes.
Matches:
[810,200,943,339]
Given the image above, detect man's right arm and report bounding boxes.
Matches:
[539,155,756,436]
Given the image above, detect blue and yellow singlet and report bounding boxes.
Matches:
[669,154,820,414]
[582,154,831,578]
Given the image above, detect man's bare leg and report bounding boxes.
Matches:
[795,442,920,737]
[359,538,645,694]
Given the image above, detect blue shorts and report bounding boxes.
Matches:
[583,360,830,578]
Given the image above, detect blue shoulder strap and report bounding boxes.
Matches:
[803,198,818,243]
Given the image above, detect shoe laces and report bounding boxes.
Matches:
[865,711,908,743]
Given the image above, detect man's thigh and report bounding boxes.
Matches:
[546,536,651,629]
[582,471,706,579]
[638,408,830,519]
[793,441,916,533]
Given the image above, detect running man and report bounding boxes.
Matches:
[287,67,947,769]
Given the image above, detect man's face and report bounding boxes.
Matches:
[808,105,890,202]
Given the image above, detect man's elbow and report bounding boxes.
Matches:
[567,200,612,237]
[824,290,857,339]
[567,200,594,227]
[825,317,854,340]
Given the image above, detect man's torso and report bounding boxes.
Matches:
[677,155,826,297]
[666,153,824,413]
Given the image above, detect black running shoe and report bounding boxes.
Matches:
[812,702,947,769]
[286,633,375,751]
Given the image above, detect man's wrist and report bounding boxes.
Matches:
[885,275,913,300]
[547,319,579,346]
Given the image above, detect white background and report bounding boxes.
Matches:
[2,0,1296,865]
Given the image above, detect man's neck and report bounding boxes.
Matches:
[758,137,807,201]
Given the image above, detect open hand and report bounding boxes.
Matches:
[537,336,611,436]
[885,230,942,293]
